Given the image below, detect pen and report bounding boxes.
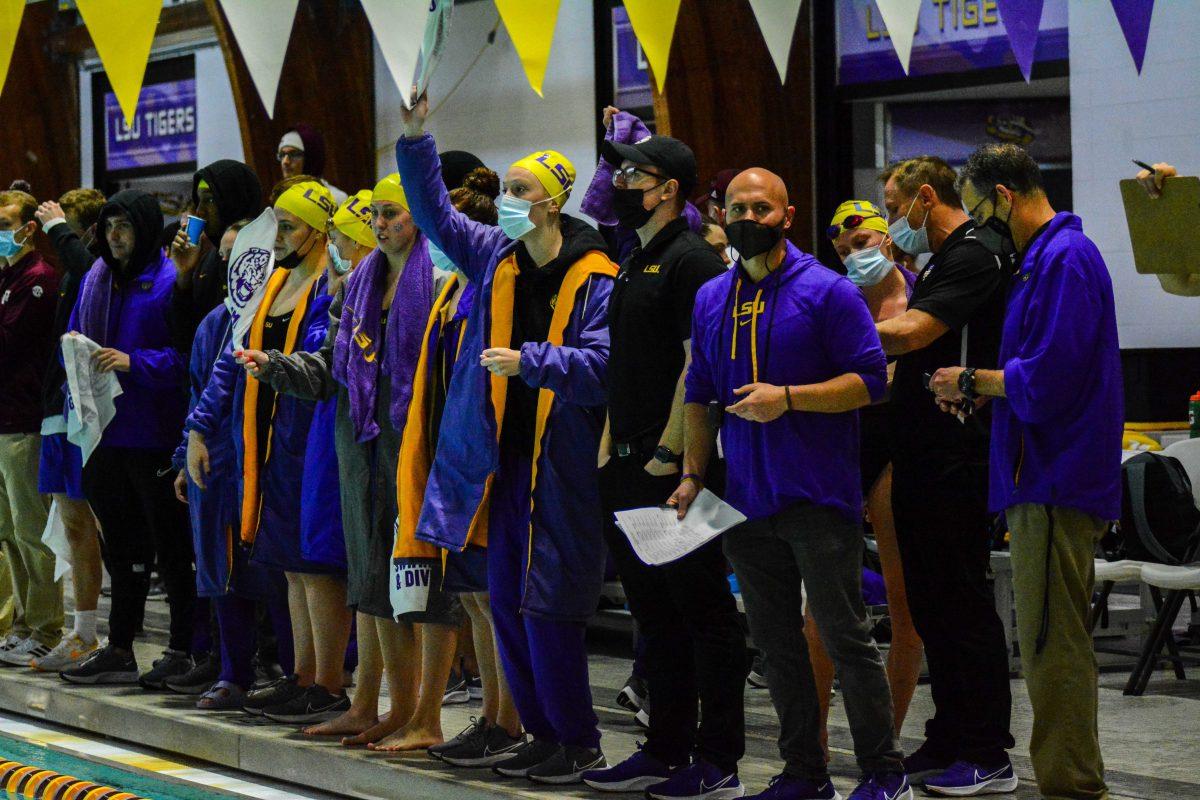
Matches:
[1133,159,1156,174]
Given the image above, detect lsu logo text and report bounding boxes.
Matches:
[733,299,764,326]
[643,264,662,274]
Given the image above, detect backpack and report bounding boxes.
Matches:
[1110,452,1200,564]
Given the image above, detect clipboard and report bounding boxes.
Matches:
[1120,176,1200,275]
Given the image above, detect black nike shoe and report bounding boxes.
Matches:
[526,744,607,785]
[262,684,350,724]
[492,739,561,778]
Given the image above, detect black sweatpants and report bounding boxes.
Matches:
[82,446,195,652]
[891,458,1014,765]
[600,455,747,773]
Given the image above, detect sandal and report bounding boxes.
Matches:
[197,681,247,711]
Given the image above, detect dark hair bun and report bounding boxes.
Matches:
[461,167,499,199]
[9,180,31,193]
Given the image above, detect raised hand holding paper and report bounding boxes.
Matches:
[614,488,746,566]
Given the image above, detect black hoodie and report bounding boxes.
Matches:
[170,160,263,353]
[96,190,165,279]
[502,213,609,455]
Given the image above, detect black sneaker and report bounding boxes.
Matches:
[616,673,647,713]
[262,684,350,723]
[467,674,484,700]
[493,739,561,778]
[526,744,606,785]
[243,674,303,716]
[252,656,285,687]
[747,655,768,689]
[60,643,139,685]
[443,669,470,705]
[138,649,194,690]
[164,652,220,695]
[439,719,527,767]
[429,716,488,761]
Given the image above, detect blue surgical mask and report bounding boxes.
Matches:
[888,196,931,256]
[427,240,460,274]
[843,246,895,287]
[0,228,27,259]
[326,241,352,275]
[497,194,537,240]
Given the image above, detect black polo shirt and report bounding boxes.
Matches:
[889,221,1011,470]
[607,216,726,444]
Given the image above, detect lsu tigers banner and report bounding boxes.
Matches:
[227,208,278,350]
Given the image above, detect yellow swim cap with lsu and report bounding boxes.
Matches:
[511,150,576,202]
[332,190,376,249]
[274,180,335,231]
[372,173,408,209]
[828,200,889,238]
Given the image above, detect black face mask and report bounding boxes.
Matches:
[277,230,316,269]
[725,219,784,262]
[612,184,666,229]
[972,189,1017,257]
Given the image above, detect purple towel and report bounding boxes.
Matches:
[581,111,652,227]
[332,235,434,443]
[75,261,113,344]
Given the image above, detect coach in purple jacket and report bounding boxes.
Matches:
[932,144,1121,800]
[669,169,907,800]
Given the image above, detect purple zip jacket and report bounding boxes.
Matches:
[686,241,887,521]
[989,212,1123,521]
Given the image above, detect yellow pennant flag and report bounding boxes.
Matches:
[0,0,23,100]
[76,0,162,126]
[495,0,561,97]
[623,0,682,91]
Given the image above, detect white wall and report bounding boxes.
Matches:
[374,0,597,216]
[1069,1,1200,349]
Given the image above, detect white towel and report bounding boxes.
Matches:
[61,332,123,465]
[40,499,72,580]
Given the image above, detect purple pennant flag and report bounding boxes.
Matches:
[1110,0,1155,73]
[996,0,1045,82]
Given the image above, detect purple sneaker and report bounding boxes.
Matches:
[923,761,1018,796]
[745,774,840,800]
[582,747,673,792]
[648,759,744,800]
[847,773,912,800]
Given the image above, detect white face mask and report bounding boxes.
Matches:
[887,196,931,256]
[496,189,566,241]
[326,241,353,275]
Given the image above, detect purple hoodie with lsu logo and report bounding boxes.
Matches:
[686,241,887,522]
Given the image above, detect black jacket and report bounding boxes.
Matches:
[170,160,262,353]
[40,223,101,418]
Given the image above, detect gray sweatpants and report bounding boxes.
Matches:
[724,501,902,779]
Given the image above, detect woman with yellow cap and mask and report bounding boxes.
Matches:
[395,94,616,784]
[186,176,346,722]
[803,199,923,758]
[238,173,461,752]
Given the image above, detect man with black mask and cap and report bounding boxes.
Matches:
[582,134,739,796]
[59,190,195,688]
[169,160,262,353]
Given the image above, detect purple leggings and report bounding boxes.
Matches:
[214,575,293,690]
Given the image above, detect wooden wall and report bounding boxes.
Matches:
[0,2,81,203]
[656,0,817,251]
[205,0,376,198]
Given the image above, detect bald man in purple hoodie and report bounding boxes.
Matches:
[932,144,1121,800]
[669,169,909,800]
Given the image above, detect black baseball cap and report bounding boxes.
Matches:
[601,135,698,197]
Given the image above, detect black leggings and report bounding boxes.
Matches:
[82,446,195,652]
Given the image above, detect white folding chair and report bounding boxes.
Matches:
[1126,563,1200,695]
[1162,438,1200,507]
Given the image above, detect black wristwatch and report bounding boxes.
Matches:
[958,367,979,400]
[654,445,682,465]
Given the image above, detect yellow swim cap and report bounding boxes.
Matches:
[828,200,889,239]
[332,190,376,249]
[372,173,408,209]
[274,180,335,231]
[511,150,576,203]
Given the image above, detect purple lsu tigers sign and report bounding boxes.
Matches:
[105,78,197,172]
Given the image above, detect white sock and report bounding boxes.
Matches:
[74,610,97,644]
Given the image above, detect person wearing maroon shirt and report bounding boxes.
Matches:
[0,188,64,667]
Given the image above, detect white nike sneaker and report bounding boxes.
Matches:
[30,633,99,672]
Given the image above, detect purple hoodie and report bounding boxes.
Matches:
[686,242,887,521]
[989,212,1123,521]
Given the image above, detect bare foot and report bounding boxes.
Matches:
[341,711,404,747]
[366,723,443,752]
[302,708,378,737]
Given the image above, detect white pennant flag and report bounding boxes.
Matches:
[749,0,804,84]
[873,0,922,75]
[218,0,299,117]
[362,0,453,109]
[226,208,278,350]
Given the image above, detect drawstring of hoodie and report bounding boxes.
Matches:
[727,277,777,385]
[1035,504,1055,655]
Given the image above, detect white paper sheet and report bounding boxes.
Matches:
[614,488,746,566]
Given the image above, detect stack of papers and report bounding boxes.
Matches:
[614,488,747,566]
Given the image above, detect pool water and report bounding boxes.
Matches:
[0,734,216,800]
